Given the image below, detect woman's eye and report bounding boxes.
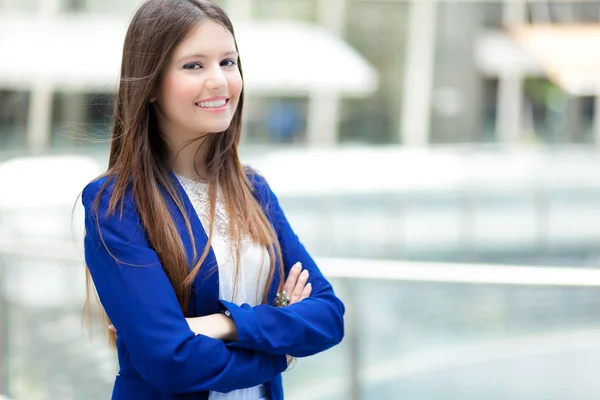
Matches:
[183,62,202,70]
[222,58,237,67]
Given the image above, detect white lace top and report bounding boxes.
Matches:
[176,175,270,400]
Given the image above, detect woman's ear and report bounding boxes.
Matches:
[149,96,157,103]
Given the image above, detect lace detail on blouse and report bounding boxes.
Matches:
[175,173,269,306]
[176,174,238,249]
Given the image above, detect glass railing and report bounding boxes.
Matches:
[2,248,600,400]
[286,267,600,400]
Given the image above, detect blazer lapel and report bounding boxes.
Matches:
[163,171,220,316]
[248,182,281,306]
[160,171,282,314]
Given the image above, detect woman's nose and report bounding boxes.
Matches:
[205,66,227,89]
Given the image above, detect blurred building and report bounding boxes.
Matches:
[5,3,600,400]
[1,0,600,155]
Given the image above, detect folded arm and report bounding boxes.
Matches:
[221,172,346,358]
[83,179,287,394]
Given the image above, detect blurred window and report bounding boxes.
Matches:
[340,1,409,145]
[523,77,595,144]
[50,92,112,152]
[242,96,308,146]
[0,91,28,154]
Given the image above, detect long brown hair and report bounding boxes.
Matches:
[84,0,284,346]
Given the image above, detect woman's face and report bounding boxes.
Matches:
[152,20,243,143]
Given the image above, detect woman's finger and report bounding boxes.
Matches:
[300,282,312,301]
[283,262,302,295]
[291,269,309,304]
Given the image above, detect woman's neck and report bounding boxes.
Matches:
[166,135,211,183]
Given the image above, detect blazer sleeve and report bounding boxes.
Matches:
[82,179,287,394]
[220,172,345,358]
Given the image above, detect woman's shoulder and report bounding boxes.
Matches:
[243,164,264,183]
[243,165,286,217]
[82,174,109,197]
[82,174,116,203]
[243,165,270,195]
[81,173,135,215]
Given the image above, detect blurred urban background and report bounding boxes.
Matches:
[2,0,600,399]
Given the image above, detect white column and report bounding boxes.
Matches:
[306,0,347,147]
[496,0,526,145]
[27,81,53,153]
[496,70,523,144]
[24,0,61,153]
[307,90,340,147]
[399,1,438,146]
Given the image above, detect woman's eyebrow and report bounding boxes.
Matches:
[177,51,238,61]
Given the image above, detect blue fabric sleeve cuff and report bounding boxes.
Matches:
[219,300,288,371]
[219,299,254,347]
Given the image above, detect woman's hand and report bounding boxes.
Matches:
[187,262,313,342]
[283,262,312,367]
[283,262,312,305]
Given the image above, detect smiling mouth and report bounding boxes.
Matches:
[195,99,229,109]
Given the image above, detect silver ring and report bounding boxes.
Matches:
[276,290,291,307]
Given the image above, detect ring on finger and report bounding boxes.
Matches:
[276,290,291,307]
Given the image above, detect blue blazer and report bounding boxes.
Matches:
[82,168,345,400]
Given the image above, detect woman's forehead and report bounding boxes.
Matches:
[173,20,236,59]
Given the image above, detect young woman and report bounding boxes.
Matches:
[81,0,345,399]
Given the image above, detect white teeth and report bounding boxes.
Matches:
[197,99,227,108]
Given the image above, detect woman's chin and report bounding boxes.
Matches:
[201,123,233,135]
